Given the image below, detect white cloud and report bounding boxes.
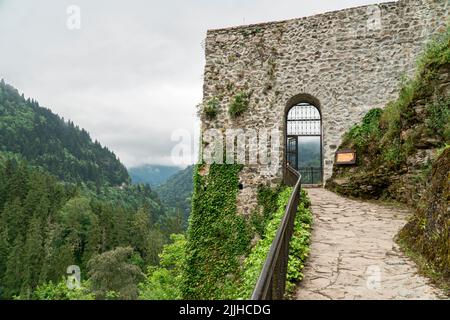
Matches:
[0,0,394,167]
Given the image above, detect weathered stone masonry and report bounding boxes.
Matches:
[201,0,449,214]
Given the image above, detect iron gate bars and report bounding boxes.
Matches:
[298,167,323,185]
[287,103,321,136]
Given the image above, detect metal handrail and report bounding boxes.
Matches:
[251,165,302,300]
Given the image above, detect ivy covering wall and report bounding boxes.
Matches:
[183,163,313,299]
[182,164,251,299]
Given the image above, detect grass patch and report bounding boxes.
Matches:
[397,236,449,297]
[229,91,250,118]
[202,97,220,119]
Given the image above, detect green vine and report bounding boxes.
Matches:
[184,163,312,299]
[182,164,251,299]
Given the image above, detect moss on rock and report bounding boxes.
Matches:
[398,148,450,291]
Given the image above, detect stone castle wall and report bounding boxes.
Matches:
[200,0,449,214]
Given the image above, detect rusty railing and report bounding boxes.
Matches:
[251,165,302,300]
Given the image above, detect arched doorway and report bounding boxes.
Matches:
[286,102,323,184]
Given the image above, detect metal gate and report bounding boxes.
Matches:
[286,102,323,184]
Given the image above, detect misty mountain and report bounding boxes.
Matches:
[155,165,194,219]
[128,164,183,186]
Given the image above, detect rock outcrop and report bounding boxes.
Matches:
[326,26,449,289]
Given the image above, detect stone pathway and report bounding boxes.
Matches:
[295,188,446,300]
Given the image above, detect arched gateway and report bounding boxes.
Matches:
[200,0,448,213]
[286,101,322,185]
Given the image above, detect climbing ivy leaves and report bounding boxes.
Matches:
[182,164,251,299]
[184,164,313,299]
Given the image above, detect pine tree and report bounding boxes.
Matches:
[145,229,165,266]
[3,234,25,298]
[83,214,101,267]
[39,217,59,284]
[2,198,26,242]
[0,220,10,295]
[130,208,152,260]
[21,215,45,298]
[111,206,129,248]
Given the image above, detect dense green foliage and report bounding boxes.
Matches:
[88,247,145,299]
[31,280,95,300]
[0,158,181,299]
[238,188,312,299]
[138,234,186,300]
[183,164,252,299]
[251,184,284,237]
[286,190,312,294]
[0,80,129,186]
[156,165,194,225]
[229,91,250,118]
[84,182,164,218]
[184,162,313,299]
[143,185,312,300]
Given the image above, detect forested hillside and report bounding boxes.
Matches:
[0,150,186,300]
[0,80,129,186]
[155,165,194,222]
[129,165,182,187]
[0,82,187,299]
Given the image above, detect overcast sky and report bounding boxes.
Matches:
[0,0,393,168]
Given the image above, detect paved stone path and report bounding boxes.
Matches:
[295,188,445,300]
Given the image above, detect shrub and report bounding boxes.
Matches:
[415,24,450,74]
[426,98,450,141]
[346,108,383,150]
[238,188,312,299]
[382,140,404,167]
[229,91,250,118]
[138,234,186,300]
[203,97,219,119]
[32,280,95,300]
[88,247,144,300]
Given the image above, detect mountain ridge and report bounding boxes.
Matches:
[0,79,129,186]
[129,164,183,187]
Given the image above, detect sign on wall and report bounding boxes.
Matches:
[335,150,357,165]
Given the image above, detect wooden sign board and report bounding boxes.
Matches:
[335,150,356,165]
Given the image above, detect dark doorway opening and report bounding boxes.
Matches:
[286,102,323,184]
